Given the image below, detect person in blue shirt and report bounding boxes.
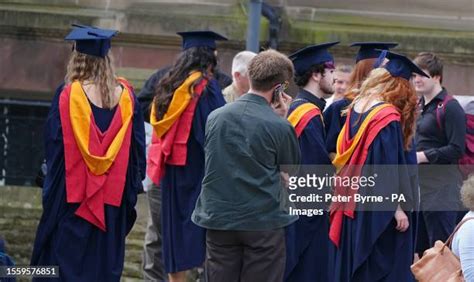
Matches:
[452,175,474,282]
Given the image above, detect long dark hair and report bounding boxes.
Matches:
[153,46,217,120]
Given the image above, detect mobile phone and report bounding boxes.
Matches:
[272,84,284,104]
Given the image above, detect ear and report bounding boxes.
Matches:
[311,72,321,83]
[233,72,241,79]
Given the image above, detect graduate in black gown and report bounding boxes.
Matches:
[145,31,226,282]
[285,42,338,282]
[30,25,146,282]
[324,42,398,160]
[329,52,426,281]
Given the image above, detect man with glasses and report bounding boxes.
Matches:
[284,42,339,282]
[192,50,300,282]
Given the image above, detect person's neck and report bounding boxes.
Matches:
[423,84,443,105]
[233,82,245,97]
[248,88,271,104]
[354,93,382,113]
[333,92,345,102]
[303,86,324,100]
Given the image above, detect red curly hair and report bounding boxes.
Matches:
[350,68,418,150]
[344,58,377,101]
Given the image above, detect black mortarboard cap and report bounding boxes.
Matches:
[350,42,398,63]
[177,30,228,50]
[377,50,429,80]
[289,42,339,76]
[65,24,117,58]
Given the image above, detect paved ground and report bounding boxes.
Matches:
[0,186,148,280]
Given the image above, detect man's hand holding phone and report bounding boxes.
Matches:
[271,82,292,118]
[272,92,292,118]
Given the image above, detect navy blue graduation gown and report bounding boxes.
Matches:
[30,84,146,282]
[0,238,15,282]
[324,98,351,154]
[333,108,416,282]
[160,78,225,273]
[285,90,335,282]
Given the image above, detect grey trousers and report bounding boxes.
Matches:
[142,185,166,281]
[205,228,286,282]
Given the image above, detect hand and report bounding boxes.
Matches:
[280,172,290,188]
[413,253,420,263]
[394,209,409,232]
[416,151,428,164]
[272,92,292,118]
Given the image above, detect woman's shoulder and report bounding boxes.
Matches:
[355,102,399,119]
[459,212,474,233]
[51,82,67,104]
[115,78,139,102]
[116,77,134,92]
[327,98,351,111]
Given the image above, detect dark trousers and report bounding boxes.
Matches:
[205,228,285,282]
[417,210,458,254]
[142,185,166,281]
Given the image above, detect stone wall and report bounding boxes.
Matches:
[1,0,474,99]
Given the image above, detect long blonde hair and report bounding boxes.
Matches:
[65,51,118,109]
[349,68,418,150]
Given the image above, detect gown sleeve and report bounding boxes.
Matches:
[131,93,146,184]
[351,121,416,279]
[300,116,332,165]
[363,121,415,211]
[42,83,65,202]
[192,78,226,148]
[324,99,349,154]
